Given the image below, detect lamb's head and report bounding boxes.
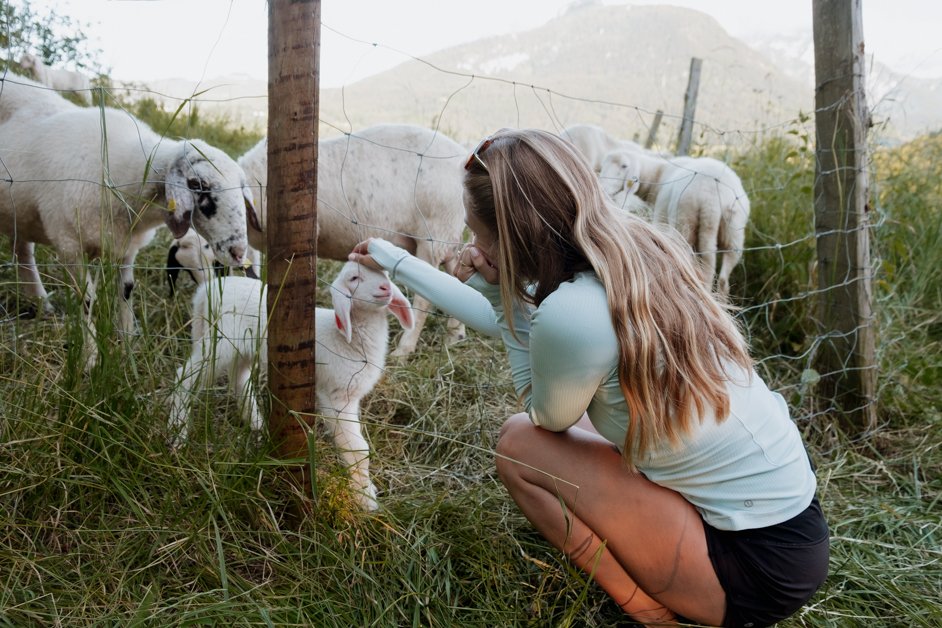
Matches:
[330,262,414,343]
[166,229,218,295]
[599,150,642,199]
[164,140,262,269]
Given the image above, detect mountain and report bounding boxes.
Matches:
[134,4,940,148]
[747,31,942,144]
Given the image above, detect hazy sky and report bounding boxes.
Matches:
[25,0,942,85]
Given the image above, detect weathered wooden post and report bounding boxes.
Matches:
[812,0,877,433]
[645,109,663,150]
[675,57,702,155]
[267,0,320,504]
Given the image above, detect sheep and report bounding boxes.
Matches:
[0,73,261,367]
[18,53,93,105]
[599,148,750,296]
[559,124,644,173]
[650,156,750,297]
[235,123,467,357]
[167,262,414,511]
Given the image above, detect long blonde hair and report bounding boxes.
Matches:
[463,128,752,466]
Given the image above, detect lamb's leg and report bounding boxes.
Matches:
[168,357,201,448]
[318,397,378,511]
[13,239,53,316]
[231,360,263,435]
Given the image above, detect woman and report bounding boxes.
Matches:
[349,128,828,627]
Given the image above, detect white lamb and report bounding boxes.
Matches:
[236,123,467,357]
[559,124,644,173]
[166,228,260,295]
[168,262,414,511]
[166,229,219,295]
[18,53,92,105]
[0,73,261,367]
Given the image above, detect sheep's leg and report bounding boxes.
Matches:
[318,398,378,511]
[59,258,99,371]
[440,251,467,345]
[116,229,156,335]
[12,239,54,316]
[695,210,721,293]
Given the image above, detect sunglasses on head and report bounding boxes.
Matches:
[464,136,494,171]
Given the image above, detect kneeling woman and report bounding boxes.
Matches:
[349,128,828,627]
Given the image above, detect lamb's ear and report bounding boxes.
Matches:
[387,283,414,330]
[243,186,262,232]
[166,244,182,297]
[627,176,641,196]
[163,158,196,238]
[331,285,354,344]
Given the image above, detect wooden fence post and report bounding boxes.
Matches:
[675,58,702,155]
[812,0,877,433]
[267,0,320,505]
[645,109,663,149]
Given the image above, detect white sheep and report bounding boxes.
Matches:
[18,53,93,105]
[168,262,414,511]
[166,229,219,295]
[651,156,750,297]
[599,148,750,296]
[0,73,261,367]
[559,124,644,173]
[236,124,467,357]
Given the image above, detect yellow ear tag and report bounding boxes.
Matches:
[242,259,252,270]
[167,199,177,213]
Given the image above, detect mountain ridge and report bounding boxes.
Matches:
[131,4,940,147]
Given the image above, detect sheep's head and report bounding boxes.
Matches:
[164,140,262,269]
[330,262,414,343]
[599,150,641,198]
[166,229,218,295]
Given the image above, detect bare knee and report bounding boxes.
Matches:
[495,413,536,479]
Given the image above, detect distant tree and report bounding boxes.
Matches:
[0,0,103,74]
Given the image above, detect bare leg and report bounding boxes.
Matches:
[495,413,726,625]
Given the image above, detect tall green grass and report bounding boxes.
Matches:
[0,130,940,626]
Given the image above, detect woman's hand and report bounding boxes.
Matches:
[347,238,384,271]
[455,244,499,285]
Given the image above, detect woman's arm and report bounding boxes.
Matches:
[351,238,500,337]
[494,276,619,432]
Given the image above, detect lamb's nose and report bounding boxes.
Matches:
[229,244,246,265]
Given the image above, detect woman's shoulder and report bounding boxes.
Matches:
[535,272,612,329]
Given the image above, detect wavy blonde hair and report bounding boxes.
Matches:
[463,128,752,466]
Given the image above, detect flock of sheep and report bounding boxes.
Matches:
[0,68,751,510]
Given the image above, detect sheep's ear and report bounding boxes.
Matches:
[164,159,196,238]
[387,283,414,330]
[166,244,181,297]
[331,286,354,344]
[244,186,262,232]
[627,176,641,196]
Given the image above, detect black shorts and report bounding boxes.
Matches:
[703,496,830,628]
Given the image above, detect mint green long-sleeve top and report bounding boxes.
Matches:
[368,238,817,531]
